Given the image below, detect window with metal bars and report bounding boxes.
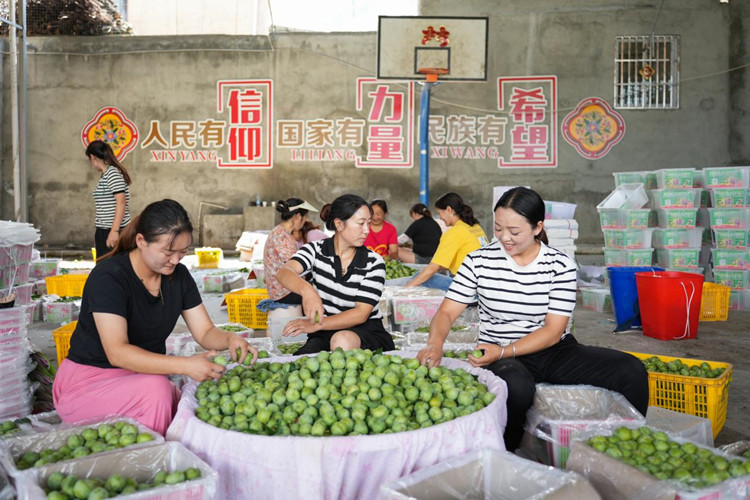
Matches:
[614,35,680,110]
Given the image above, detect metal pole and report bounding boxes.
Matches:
[418,81,434,207]
[19,0,27,221]
[9,0,21,222]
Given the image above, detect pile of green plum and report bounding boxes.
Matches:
[586,426,750,489]
[44,467,201,499]
[442,350,483,360]
[277,343,303,355]
[218,324,247,333]
[385,260,416,280]
[640,356,726,379]
[0,417,30,437]
[15,422,155,470]
[194,348,495,437]
[414,326,466,334]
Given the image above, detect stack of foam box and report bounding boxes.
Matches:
[597,181,652,269]
[700,166,750,311]
[0,222,41,327]
[543,200,578,265]
[646,168,705,276]
[0,307,33,419]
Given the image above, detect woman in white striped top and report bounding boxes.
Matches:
[86,140,132,261]
[276,194,395,355]
[417,187,648,451]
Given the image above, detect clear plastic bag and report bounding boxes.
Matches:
[381,448,600,500]
[15,441,217,500]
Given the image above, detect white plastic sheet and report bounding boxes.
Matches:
[380,448,600,500]
[167,353,508,500]
[15,442,217,500]
[646,406,713,448]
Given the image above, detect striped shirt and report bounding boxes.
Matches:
[93,165,131,230]
[291,238,385,321]
[445,241,577,345]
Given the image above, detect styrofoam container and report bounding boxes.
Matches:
[15,442,218,500]
[380,448,600,500]
[654,168,696,189]
[656,208,698,228]
[543,201,577,220]
[602,229,653,249]
[711,248,750,270]
[712,269,750,290]
[666,267,705,277]
[28,259,60,280]
[712,228,750,249]
[707,207,750,229]
[703,166,750,189]
[602,247,654,267]
[597,184,648,210]
[613,171,657,189]
[655,248,701,268]
[709,188,750,208]
[647,188,702,209]
[0,264,30,289]
[651,228,704,249]
[580,287,612,312]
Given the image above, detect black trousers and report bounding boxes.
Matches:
[485,335,649,451]
[94,228,112,262]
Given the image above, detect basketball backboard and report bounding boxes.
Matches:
[377,16,489,82]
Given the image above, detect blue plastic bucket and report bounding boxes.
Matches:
[607,266,664,331]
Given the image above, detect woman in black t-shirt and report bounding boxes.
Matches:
[397,203,442,264]
[52,199,257,435]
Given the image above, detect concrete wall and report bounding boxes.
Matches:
[1,0,745,250]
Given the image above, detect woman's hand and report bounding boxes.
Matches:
[227,334,258,365]
[106,230,119,249]
[301,289,325,325]
[468,343,502,367]
[282,317,322,337]
[182,351,226,382]
[416,343,443,368]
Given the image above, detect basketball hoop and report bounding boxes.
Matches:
[417,67,449,82]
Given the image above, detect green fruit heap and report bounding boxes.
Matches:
[414,326,465,334]
[44,467,201,499]
[385,260,417,280]
[194,348,495,437]
[442,351,471,360]
[0,417,31,437]
[15,422,155,470]
[587,426,750,489]
[218,325,247,333]
[640,356,726,379]
[277,343,304,355]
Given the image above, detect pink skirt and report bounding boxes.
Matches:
[52,358,181,435]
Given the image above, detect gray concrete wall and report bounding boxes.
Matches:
[1,0,745,250]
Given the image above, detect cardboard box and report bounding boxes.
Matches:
[15,442,217,500]
[380,448,600,499]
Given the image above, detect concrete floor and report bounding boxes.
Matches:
[27,254,749,447]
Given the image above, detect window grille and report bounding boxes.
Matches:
[614,35,679,109]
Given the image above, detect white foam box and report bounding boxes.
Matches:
[380,448,600,500]
[646,406,714,448]
[15,442,217,500]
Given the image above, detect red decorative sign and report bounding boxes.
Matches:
[81,107,139,160]
[562,97,625,160]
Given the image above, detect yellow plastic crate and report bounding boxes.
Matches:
[195,247,222,269]
[53,320,77,366]
[700,282,730,321]
[45,274,89,297]
[627,351,732,438]
[225,288,269,329]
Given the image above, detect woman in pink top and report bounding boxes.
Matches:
[364,199,398,259]
[263,198,318,304]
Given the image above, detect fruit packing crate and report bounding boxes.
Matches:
[626,352,733,438]
[52,321,77,366]
[45,274,88,297]
[225,288,269,329]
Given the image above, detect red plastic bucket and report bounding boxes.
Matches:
[635,271,704,341]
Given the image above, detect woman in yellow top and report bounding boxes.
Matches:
[406,192,488,290]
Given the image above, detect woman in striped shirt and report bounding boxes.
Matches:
[276,194,394,355]
[417,187,648,451]
[86,140,132,261]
